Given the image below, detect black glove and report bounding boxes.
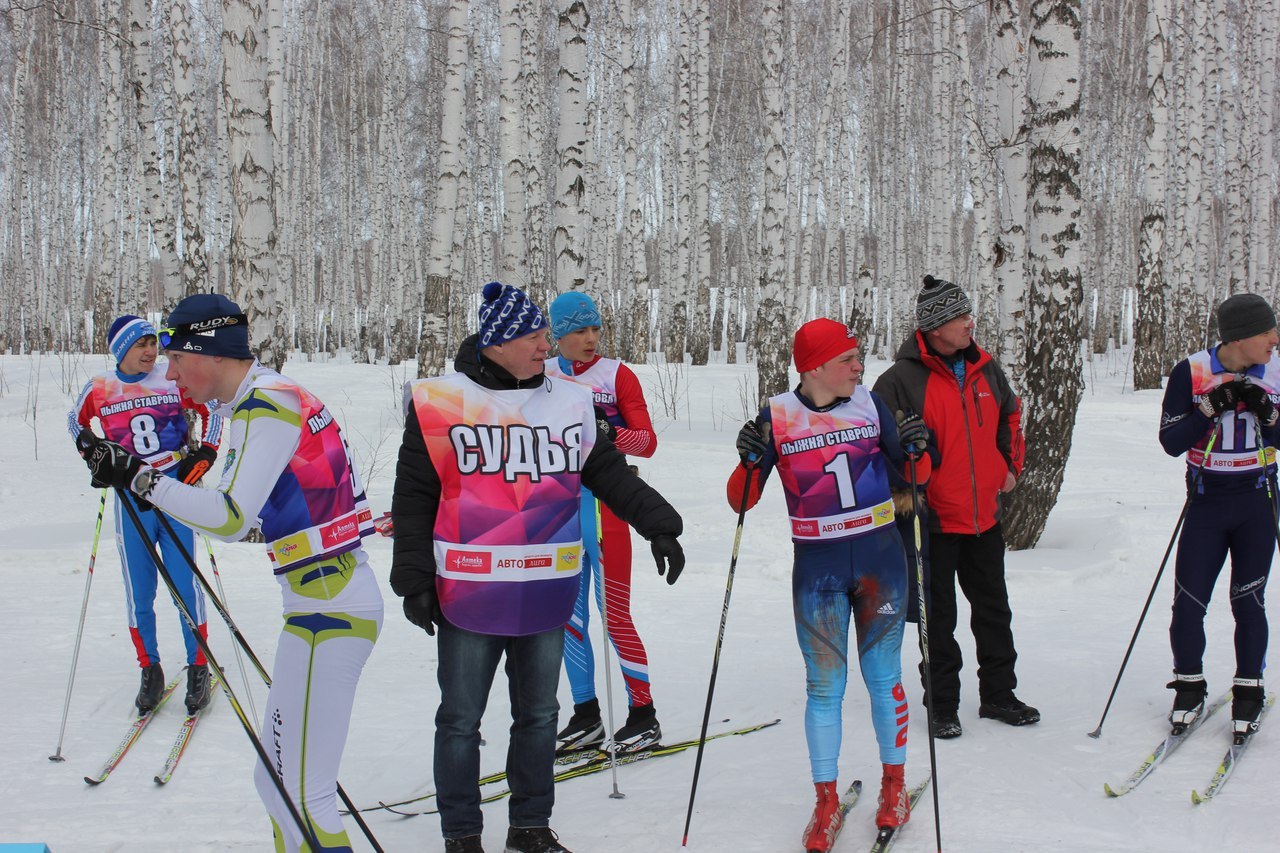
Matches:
[1240,383,1279,427]
[594,406,617,443]
[77,430,145,493]
[403,587,443,636]
[650,534,685,585]
[76,430,109,488]
[176,444,218,485]
[736,420,768,467]
[1200,381,1242,418]
[896,411,929,459]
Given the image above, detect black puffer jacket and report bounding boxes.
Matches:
[390,334,682,598]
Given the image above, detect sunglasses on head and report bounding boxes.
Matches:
[158,314,247,348]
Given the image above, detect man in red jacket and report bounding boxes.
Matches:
[872,275,1037,739]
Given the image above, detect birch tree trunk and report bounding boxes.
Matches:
[619,0,649,363]
[992,0,1029,376]
[554,1,589,293]
[1133,0,1171,390]
[1003,0,1084,550]
[498,0,528,283]
[754,0,790,402]
[419,0,469,379]
[170,0,209,296]
[222,0,284,369]
[127,0,177,308]
[94,0,126,351]
[1246,0,1276,290]
[689,4,712,364]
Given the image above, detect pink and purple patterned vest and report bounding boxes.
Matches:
[769,387,896,543]
[409,373,596,636]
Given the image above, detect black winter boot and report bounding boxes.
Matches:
[504,826,571,853]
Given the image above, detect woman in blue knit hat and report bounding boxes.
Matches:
[77,294,383,853]
[543,290,666,754]
[68,314,223,717]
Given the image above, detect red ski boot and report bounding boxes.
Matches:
[801,780,843,852]
[875,764,910,829]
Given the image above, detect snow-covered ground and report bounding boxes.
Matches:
[0,347,1274,852]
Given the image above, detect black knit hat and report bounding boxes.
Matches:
[916,275,972,331]
[1217,293,1276,343]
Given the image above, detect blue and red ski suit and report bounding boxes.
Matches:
[728,385,930,782]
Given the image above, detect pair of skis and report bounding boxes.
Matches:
[1103,691,1274,802]
[83,672,217,786]
[354,718,782,816]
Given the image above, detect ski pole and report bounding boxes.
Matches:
[1088,415,1222,738]
[681,464,755,846]
[114,488,324,853]
[203,535,259,733]
[49,488,108,763]
[907,453,943,853]
[149,509,384,853]
[595,496,625,798]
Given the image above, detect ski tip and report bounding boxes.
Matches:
[1191,790,1203,805]
[1103,783,1120,798]
[852,779,863,794]
[83,776,103,786]
[154,776,166,785]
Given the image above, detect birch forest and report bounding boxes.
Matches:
[2,0,1277,547]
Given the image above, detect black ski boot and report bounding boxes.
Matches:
[185,663,211,714]
[1231,676,1265,744]
[608,702,661,754]
[136,663,165,714]
[555,698,604,754]
[1167,672,1207,734]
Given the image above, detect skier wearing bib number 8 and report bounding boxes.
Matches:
[1159,293,1280,741]
[67,314,222,716]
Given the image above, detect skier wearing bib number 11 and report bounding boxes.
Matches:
[67,314,223,717]
[726,319,932,852]
[1159,293,1280,743]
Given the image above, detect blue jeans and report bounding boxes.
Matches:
[434,621,563,839]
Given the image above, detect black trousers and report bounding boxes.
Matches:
[922,523,1019,712]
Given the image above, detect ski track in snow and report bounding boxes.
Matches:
[1,350,1275,851]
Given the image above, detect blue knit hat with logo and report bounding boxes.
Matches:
[477,281,547,350]
[163,293,253,359]
[108,315,157,362]
[549,291,602,340]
